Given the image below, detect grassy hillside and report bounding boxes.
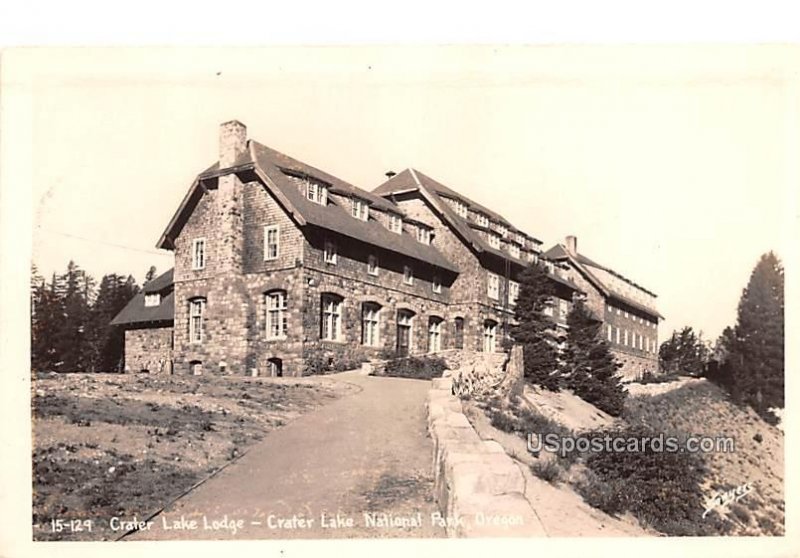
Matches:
[624,379,784,535]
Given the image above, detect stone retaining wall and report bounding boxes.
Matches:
[426,375,545,537]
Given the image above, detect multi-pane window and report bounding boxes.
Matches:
[428,317,443,353]
[417,227,432,245]
[475,213,489,227]
[432,274,442,293]
[265,291,287,339]
[509,281,520,306]
[454,317,464,349]
[607,324,613,342]
[483,320,497,353]
[361,303,381,347]
[389,214,402,234]
[367,254,379,276]
[264,225,279,260]
[321,294,343,341]
[453,200,468,218]
[189,298,205,343]
[509,244,520,258]
[516,233,526,246]
[403,265,413,285]
[639,334,644,350]
[192,238,206,270]
[487,272,500,300]
[624,329,629,346]
[352,198,369,221]
[488,234,501,249]
[497,224,508,238]
[616,327,620,344]
[324,240,337,264]
[144,293,160,307]
[306,181,328,205]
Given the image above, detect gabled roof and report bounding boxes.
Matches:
[111,269,175,327]
[372,168,541,266]
[157,142,459,274]
[542,244,662,319]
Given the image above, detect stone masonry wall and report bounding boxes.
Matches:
[124,327,173,373]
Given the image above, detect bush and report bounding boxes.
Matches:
[530,459,562,483]
[382,355,448,380]
[303,347,370,376]
[577,424,712,535]
[638,370,681,384]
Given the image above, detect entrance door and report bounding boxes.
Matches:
[396,310,413,356]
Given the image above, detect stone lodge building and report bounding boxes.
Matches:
[111,120,660,379]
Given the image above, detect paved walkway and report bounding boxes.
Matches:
[131,372,445,540]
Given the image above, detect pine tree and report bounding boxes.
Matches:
[562,298,626,416]
[511,262,561,390]
[658,326,708,376]
[52,261,95,372]
[725,252,784,421]
[90,273,139,372]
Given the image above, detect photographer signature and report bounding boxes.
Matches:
[702,482,753,518]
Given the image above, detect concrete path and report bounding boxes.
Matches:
[131,372,445,540]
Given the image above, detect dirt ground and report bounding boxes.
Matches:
[31,372,357,541]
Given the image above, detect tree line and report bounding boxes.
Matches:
[31,261,156,373]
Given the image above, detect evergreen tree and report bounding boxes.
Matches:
[658,326,708,376]
[90,273,139,371]
[562,298,626,416]
[51,261,94,372]
[511,262,561,390]
[30,268,63,371]
[725,252,784,421]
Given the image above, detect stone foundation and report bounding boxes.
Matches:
[124,327,173,373]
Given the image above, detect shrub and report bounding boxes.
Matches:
[303,347,370,376]
[638,370,681,384]
[578,424,711,535]
[382,355,448,380]
[530,459,562,483]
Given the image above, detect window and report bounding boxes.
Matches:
[607,304,613,313]
[396,310,414,356]
[497,224,508,238]
[389,214,402,234]
[267,358,283,377]
[324,240,337,264]
[144,293,160,307]
[616,327,620,344]
[624,311,629,318]
[265,291,287,339]
[488,234,501,249]
[306,181,328,205]
[189,298,205,343]
[403,265,413,285]
[645,338,650,352]
[454,317,464,349]
[417,227,432,245]
[509,281,520,306]
[624,329,629,346]
[453,199,468,218]
[558,299,569,322]
[321,294,343,341]
[475,213,489,227]
[352,198,369,221]
[483,320,497,352]
[192,238,206,270]
[616,307,620,315]
[367,254,379,276]
[428,317,443,353]
[191,361,203,376]
[264,225,280,260]
[639,334,644,350]
[432,274,442,293]
[516,233,526,246]
[509,244,520,258]
[361,303,381,347]
[487,272,500,300]
[607,324,613,341]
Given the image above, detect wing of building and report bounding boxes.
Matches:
[111,120,659,379]
[542,237,662,379]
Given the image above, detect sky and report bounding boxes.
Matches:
[13,45,797,343]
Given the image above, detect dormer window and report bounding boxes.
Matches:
[475,213,489,228]
[389,214,402,234]
[417,227,432,245]
[452,199,468,218]
[516,233,526,246]
[509,244,520,259]
[144,293,161,307]
[305,180,328,205]
[497,224,508,238]
[488,233,501,249]
[352,198,369,221]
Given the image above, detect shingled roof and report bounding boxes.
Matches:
[111,269,175,327]
[157,142,458,274]
[542,243,662,319]
[372,168,542,264]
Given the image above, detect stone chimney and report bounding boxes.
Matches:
[385,171,397,179]
[565,235,577,256]
[219,120,247,169]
